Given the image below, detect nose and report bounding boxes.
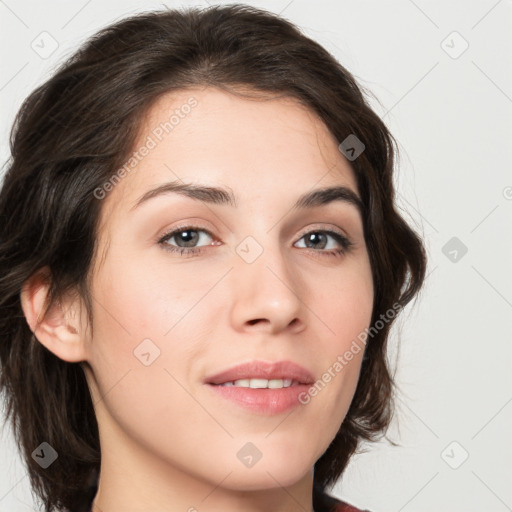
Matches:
[228,240,306,335]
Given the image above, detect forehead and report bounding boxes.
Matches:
[100,86,359,219]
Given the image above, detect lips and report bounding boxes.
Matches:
[204,360,315,386]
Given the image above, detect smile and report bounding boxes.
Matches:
[213,378,299,388]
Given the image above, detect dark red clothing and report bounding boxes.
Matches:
[315,488,372,512]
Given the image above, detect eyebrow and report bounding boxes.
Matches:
[130,180,364,214]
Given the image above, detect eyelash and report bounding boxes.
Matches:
[157,225,354,259]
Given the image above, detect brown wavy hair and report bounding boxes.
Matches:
[0,4,426,512]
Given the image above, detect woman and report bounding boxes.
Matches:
[0,4,426,512]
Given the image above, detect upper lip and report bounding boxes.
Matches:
[204,360,315,385]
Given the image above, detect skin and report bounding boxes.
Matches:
[21,87,374,512]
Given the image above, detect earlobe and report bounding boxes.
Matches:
[20,268,87,363]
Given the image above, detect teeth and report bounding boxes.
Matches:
[219,378,295,388]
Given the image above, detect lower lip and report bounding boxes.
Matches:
[206,383,311,414]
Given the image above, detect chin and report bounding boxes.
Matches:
[210,449,315,491]
[220,468,311,492]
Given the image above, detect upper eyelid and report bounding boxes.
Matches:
[159,224,350,244]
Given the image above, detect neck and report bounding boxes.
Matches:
[91,468,315,512]
[89,407,316,512]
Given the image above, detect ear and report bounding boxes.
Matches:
[20,267,88,363]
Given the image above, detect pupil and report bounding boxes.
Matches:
[178,230,198,247]
[308,232,325,248]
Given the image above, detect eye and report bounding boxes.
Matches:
[157,226,353,258]
[294,229,353,257]
[158,226,216,257]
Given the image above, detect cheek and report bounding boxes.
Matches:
[87,248,217,402]
[299,257,373,427]
[313,256,374,346]
[91,248,207,341]
[87,254,207,443]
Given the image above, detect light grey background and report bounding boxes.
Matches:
[1,1,511,511]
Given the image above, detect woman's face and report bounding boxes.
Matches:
[82,86,373,493]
